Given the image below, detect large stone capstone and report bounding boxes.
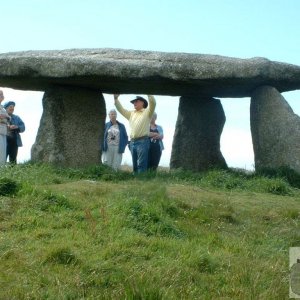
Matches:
[250,86,300,173]
[1,49,300,97]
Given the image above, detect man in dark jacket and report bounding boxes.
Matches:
[4,101,25,164]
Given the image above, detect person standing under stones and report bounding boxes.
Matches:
[148,112,164,171]
[4,101,25,164]
[114,94,156,174]
[0,90,10,166]
[102,109,128,170]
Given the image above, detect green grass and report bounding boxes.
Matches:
[0,163,299,299]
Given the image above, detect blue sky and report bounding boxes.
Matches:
[1,0,300,169]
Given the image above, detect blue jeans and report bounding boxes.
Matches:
[130,138,150,174]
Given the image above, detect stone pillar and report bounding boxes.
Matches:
[170,96,227,171]
[250,85,300,172]
[31,86,106,167]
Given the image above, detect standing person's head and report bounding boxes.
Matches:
[130,96,148,111]
[0,90,4,103]
[108,109,117,124]
[151,112,157,124]
[4,101,16,115]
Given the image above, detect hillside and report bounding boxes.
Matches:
[0,163,299,299]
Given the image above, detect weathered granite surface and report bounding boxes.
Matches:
[1,48,300,97]
[31,86,105,167]
[170,96,227,171]
[250,86,300,173]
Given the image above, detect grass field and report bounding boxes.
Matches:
[0,163,299,299]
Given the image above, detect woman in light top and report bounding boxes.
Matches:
[148,112,164,171]
[102,109,128,170]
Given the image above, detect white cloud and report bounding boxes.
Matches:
[221,127,254,170]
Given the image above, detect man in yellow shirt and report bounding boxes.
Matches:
[114,94,156,173]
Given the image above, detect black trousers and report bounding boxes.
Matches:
[148,141,162,171]
[7,136,18,164]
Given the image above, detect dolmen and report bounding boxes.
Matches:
[0,48,300,172]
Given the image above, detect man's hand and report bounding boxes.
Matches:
[149,132,160,139]
[114,94,120,101]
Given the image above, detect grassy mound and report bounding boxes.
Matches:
[0,163,299,298]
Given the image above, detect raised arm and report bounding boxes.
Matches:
[147,95,156,117]
[114,94,131,120]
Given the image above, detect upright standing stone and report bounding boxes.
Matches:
[31,86,106,167]
[250,85,300,172]
[170,96,227,171]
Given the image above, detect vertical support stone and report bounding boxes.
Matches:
[31,86,106,167]
[250,85,300,172]
[170,96,227,171]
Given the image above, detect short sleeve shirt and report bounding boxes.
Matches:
[107,124,120,146]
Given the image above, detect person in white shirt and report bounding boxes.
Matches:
[102,109,128,170]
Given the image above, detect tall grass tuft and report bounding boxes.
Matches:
[115,184,185,238]
[256,166,300,188]
[43,247,79,265]
[0,177,19,196]
[37,190,73,212]
[124,281,163,299]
